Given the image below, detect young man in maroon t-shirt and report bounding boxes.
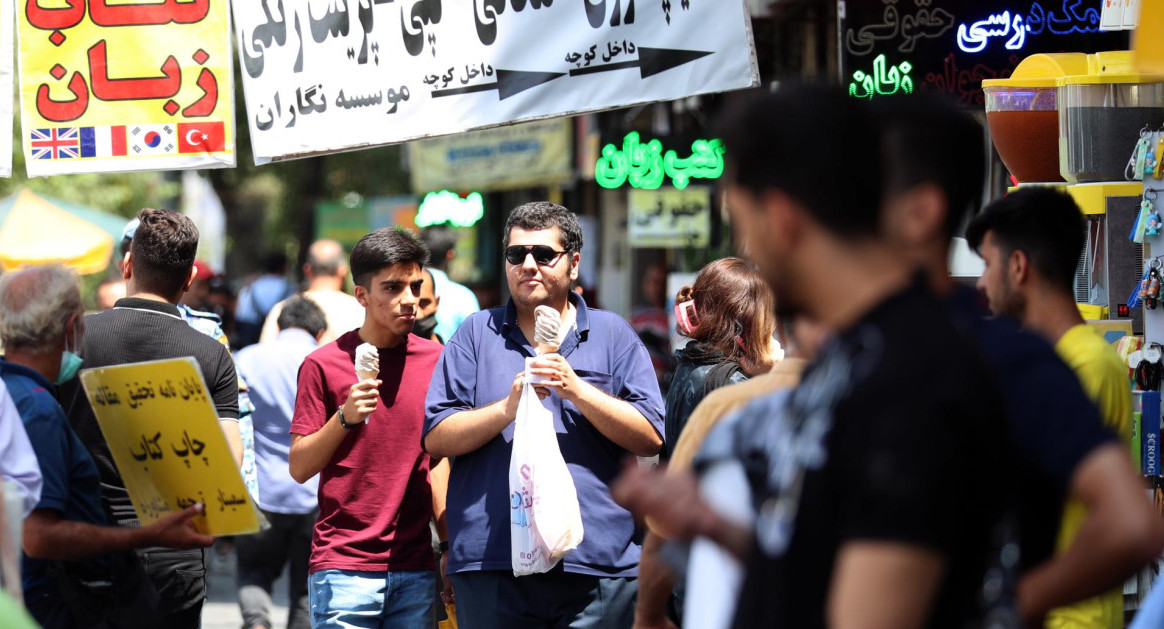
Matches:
[289,227,448,628]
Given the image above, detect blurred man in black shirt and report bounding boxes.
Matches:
[616,85,1014,629]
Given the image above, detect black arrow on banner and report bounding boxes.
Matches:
[569,47,714,78]
[431,69,567,100]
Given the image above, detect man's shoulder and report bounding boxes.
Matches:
[585,307,636,337]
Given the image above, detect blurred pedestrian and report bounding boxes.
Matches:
[663,257,776,460]
[878,94,1162,627]
[421,225,480,342]
[235,295,327,629]
[260,239,365,346]
[181,260,215,313]
[425,202,664,629]
[289,228,447,629]
[235,252,295,348]
[59,208,242,629]
[635,313,828,629]
[630,262,675,393]
[0,383,40,521]
[416,269,441,343]
[95,276,125,311]
[1,264,212,628]
[968,187,1154,628]
[616,84,1014,628]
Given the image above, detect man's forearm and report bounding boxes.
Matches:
[1018,445,1164,621]
[289,414,349,483]
[23,517,147,561]
[220,419,243,467]
[430,458,450,542]
[424,402,513,458]
[636,532,677,625]
[572,382,662,456]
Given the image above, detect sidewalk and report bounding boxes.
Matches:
[202,542,291,629]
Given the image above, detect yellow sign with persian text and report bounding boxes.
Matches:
[16,0,235,176]
[79,357,261,535]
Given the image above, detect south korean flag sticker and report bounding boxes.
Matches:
[129,125,177,156]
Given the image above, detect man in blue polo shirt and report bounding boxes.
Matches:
[425,201,664,628]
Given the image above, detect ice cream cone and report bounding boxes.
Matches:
[535,343,559,355]
[356,370,379,382]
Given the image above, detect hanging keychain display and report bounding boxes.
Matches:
[1146,190,1160,237]
[1132,265,1151,309]
[1148,264,1161,310]
[1154,133,1164,180]
[1130,128,1154,181]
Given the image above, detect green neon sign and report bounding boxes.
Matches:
[416,190,485,228]
[596,132,725,190]
[848,54,914,99]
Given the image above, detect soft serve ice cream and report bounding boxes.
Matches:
[533,305,562,354]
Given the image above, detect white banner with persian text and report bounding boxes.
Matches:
[234,0,759,164]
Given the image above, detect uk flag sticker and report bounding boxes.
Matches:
[30,128,79,159]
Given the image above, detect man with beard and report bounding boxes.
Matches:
[968,188,1138,628]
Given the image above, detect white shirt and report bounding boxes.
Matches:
[0,379,41,519]
[259,289,366,346]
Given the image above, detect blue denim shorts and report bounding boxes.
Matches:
[308,568,436,629]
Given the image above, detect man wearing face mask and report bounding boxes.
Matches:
[415,268,442,343]
[0,264,213,629]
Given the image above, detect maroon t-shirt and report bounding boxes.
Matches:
[291,329,443,574]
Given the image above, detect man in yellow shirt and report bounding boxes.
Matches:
[969,187,1133,629]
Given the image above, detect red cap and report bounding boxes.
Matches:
[192,259,214,281]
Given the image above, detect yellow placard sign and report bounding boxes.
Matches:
[79,357,261,536]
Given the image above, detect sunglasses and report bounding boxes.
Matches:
[504,245,568,266]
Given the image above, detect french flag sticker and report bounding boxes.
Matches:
[79,126,127,158]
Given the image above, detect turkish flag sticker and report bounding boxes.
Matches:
[177,122,225,154]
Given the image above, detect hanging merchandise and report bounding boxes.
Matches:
[1133,266,1152,309]
[1129,129,1154,181]
[1155,134,1164,180]
[1148,266,1161,310]
[1137,343,1164,391]
[1146,190,1161,237]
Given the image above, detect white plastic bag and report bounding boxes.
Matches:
[509,379,584,576]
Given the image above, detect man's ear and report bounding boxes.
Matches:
[181,265,197,294]
[121,252,133,281]
[568,252,580,282]
[761,189,802,253]
[1009,249,1030,286]
[354,283,368,307]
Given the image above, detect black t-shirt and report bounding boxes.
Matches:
[730,281,1014,629]
[59,297,239,524]
[946,285,1115,570]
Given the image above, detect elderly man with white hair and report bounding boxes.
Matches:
[0,264,213,629]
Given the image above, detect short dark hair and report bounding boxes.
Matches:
[965,187,1085,295]
[502,202,583,254]
[421,226,459,271]
[872,93,985,238]
[717,83,883,239]
[350,227,429,288]
[130,208,199,297]
[276,295,327,337]
[262,252,288,275]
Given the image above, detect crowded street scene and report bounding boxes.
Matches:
[5,0,1164,628]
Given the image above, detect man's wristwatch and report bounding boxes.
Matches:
[337,404,356,430]
[438,540,449,553]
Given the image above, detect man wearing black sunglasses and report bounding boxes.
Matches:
[424,201,666,628]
